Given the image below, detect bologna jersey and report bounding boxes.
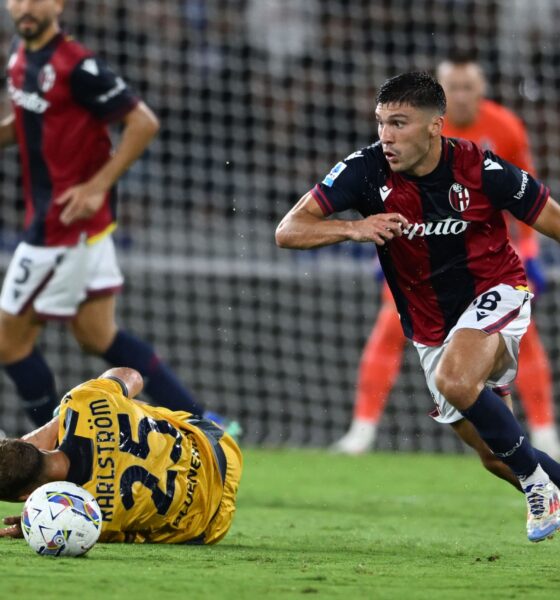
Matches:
[442,99,538,260]
[311,138,549,345]
[7,32,138,246]
[57,378,228,544]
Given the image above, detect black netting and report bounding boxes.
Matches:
[0,1,559,451]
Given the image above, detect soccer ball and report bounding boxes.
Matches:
[21,481,102,557]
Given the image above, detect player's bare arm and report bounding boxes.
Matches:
[55,101,160,225]
[100,367,144,398]
[0,113,17,148]
[275,191,409,249]
[21,416,59,451]
[532,196,560,243]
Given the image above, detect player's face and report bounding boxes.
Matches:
[437,62,485,128]
[7,0,63,45]
[376,103,443,177]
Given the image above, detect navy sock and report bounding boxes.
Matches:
[461,387,538,478]
[102,330,204,416]
[534,449,560,488]
[4,348,58,426]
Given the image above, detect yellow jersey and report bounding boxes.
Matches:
[57,377,242,544]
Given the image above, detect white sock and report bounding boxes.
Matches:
[519,464,549,489]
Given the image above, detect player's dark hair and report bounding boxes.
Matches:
[0,439,44,501]
[376,72,446,115]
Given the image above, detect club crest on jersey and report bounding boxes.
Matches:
[38,64,56,93]
[448,183,470,212]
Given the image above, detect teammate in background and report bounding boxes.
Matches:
[276,71,560,541]
[0,0,237,432]
[0,367,242,544]
[333,53,560,458]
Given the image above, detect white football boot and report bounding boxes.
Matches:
[523,479,560,542]
[330,419,377,455]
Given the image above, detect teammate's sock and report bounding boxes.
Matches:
[102,330,204,416]
[461,387,538,478]
[355,305,405,421]
[4,348,58,426]
[533,449,560,488]
[516,324,555,428]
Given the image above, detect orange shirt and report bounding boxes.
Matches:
[442,99,537,259]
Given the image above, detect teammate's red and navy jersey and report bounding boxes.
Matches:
[311,138,549,345]
[7,33,139,246]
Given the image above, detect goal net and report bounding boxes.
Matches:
[0,0,559,452]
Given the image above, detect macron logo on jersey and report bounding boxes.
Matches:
[380,186,392,202]
[484,158,503,171]
[81,58,99,76]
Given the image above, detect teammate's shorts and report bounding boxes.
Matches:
[413,284,532,425]
[0,235,123,319]
[202,432,243,545]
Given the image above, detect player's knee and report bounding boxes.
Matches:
[434,366,475,409]
[71,321,116,355]
[72,329,111,355]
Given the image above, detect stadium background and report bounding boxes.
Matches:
[0,0,559,452]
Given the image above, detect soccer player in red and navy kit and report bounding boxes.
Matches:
[276,71,560,542]
[0,0,211,428]
[334,53,560,458]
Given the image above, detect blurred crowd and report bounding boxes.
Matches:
[0,0,558,231]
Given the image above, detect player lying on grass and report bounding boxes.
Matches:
[0,367,242,544]
[276,71,560,542]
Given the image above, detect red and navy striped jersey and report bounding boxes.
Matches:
[311,138,549,345]
[7,33,139,246]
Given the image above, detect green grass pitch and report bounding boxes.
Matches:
[2,449,560,600]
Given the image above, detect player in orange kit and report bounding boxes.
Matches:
[333,52,560,457]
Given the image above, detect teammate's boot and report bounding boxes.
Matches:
[203,410,243,443]
[523,480,560,542]
[330,419,377,454]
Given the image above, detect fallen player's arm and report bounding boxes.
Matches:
[275,191,409,249]
[0,516,23,539]
[100,367,144,399]
[21,417,59,451]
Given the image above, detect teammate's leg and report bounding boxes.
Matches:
[436,328,560,541]
[515,322,560,457]
[0,308,58,426]
[450,417,521,490]
[70,294,205,415]
[451,412,560,491]
[332,302,405,453]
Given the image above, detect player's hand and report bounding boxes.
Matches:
[0,516,23,539]
[55,183,106,225]
[349,213,409,245]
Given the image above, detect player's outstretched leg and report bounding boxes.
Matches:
[461,388,560,542]
[436,325,560,542]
